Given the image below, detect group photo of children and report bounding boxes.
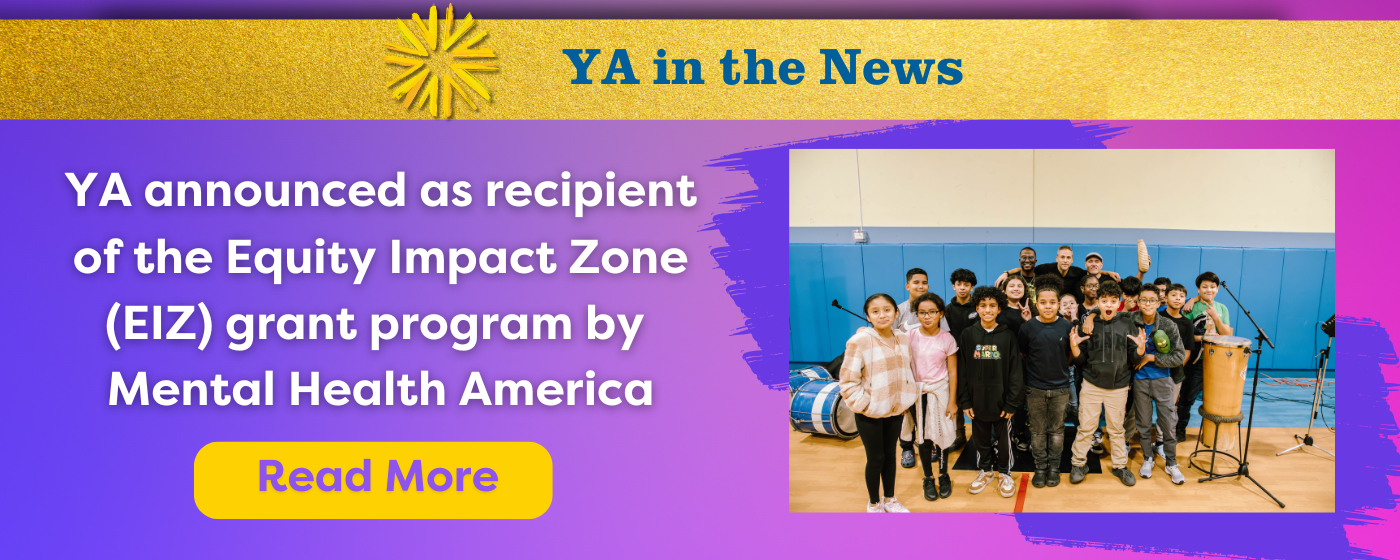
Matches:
[787,149,1336,513]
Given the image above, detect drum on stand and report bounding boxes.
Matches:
[789,365,831,395]
[1199,335,1252,451]
[789,379,858,440]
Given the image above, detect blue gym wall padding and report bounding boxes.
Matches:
[1237,249,1284,369]
[1317,250,1336,360]
[1276,249,1327,370]
[789,242,1335,374]
[788,244,829,362]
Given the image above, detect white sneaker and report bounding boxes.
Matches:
[969,470,992,494]
[1165,464,1186,485]
[1139,458,1155,479]
[883,497,911,513]
[997,472,1016,498]
[1154,442,1165,460]
[867,501,885,513]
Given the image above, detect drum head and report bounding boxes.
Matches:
[788,367,831,394]
[833,399,857,437]
[1204,335,1252,349]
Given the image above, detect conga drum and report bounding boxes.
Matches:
[1199,335,1253,451]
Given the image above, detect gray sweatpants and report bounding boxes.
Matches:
[1133,377,1178,466]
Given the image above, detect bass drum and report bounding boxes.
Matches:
[788,365,831,395]
[789,379,858,440]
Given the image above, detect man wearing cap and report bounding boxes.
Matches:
[1082,252,1119,286]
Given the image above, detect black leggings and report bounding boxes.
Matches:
[855,413,903,504]
[912,395,949,478]
[919,441,948,478]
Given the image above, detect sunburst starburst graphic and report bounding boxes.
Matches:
[385,5,498,118]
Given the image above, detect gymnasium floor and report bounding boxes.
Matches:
[789,382,1336,513]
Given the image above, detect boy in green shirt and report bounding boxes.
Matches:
[1184,271,1233,337]
[1175,271,1233,440]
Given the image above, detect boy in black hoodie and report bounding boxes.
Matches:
[945,269,980,347]
[957,286,1024,499]
[944,268,979,452]
[1068,280,1147,487]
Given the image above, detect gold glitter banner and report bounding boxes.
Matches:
[1,18,1398,119]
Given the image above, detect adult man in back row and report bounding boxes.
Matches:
[1001,247,1103,304]
[995,247,1040,289]
[1082,252,1119,286]
[997,246,1088,302]
[1037,246,1089,303]
[1003,246,1158,300]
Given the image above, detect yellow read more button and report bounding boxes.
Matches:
[193,442,552,519]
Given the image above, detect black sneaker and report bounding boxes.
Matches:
[938,473,953,499]
[923,477,939,501]
[1046,468,1061,487]
[1175,428,1187,443]
[901,449,916,468]
[1032,469,1047,488]
[1065,405,1079,426]
[949,436,967,453]
[1016,439,1029,452]
[1112,467,1137,487]
[1070,465,1088,484]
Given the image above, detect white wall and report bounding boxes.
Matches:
[789,149,1335,233]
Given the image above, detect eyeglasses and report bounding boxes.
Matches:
[1138,298,1160,304]
[916,311,941,318]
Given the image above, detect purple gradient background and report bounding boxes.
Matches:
[0,120,825,558]
[0,120,1381,560]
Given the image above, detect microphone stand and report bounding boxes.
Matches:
[1277,326,1335,459]
[831,299,871,324]
[1196,281,1284,508]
